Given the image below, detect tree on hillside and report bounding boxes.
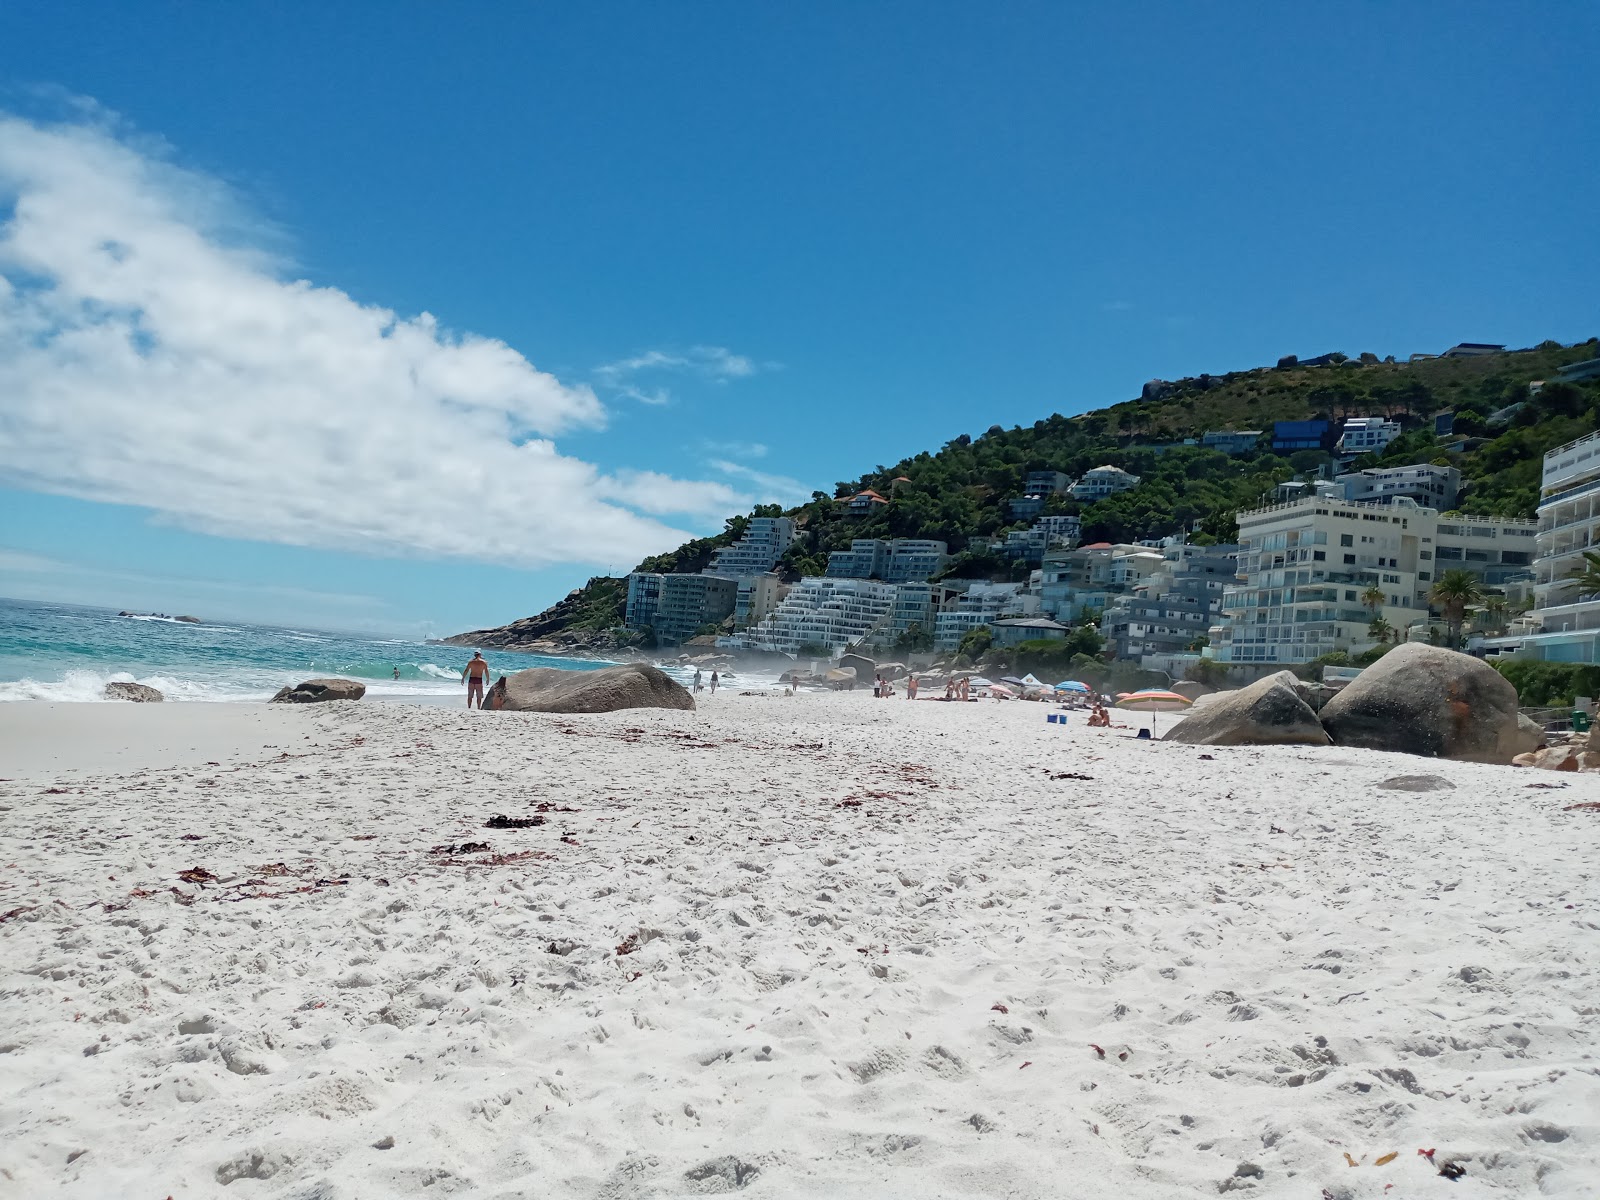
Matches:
[1360,584,1386,617]
[1429,569,1485,648]
[892,623,934,655]
[956,626,992,664]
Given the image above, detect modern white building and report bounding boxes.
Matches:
[1336,463,1460,509]
[1336,416,1401,456]
[704,517,796,576]
[627,573,738,644]
[1068,465,1141,502]
[734,574,785,629]
[1213,500,1427,667]
[724,577,898,655]
[1103,542,1239,665]
[825,538,950,582]
[886,540,951,582]
[1211,496,1536,666]
[1521,431,1600,663]
[826,539,889,579]
[933,582,1036,651]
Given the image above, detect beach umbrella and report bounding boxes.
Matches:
[989,683,1016,699]
[1000,676,1027,687]
[1114,689,1192,734]
[1054,680,1090,693]
[1019,673,1045,689]
[967,677,994,688]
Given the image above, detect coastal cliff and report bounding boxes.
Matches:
[440,577,642,656]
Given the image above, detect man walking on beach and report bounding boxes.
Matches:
[462,651,490,709]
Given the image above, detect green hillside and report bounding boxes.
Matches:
[464,339,1600,639]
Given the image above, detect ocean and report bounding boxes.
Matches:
[0,597,617,703]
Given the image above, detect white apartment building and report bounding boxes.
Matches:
[868,581,953,650]
[885,539,950,582]
[734,574,785,629]
[1336,416,1401,456]
[933,582,1037,651]
[825,538,950,582]
[1520,431,1600,663]
[704,517,796,576]
[826,539,889,578]
[1212,496,1536,666]
[1336,463,1460,509]
[998,515,1081,565]
[724,577,898,655]
[639,574,739,644]
[1214,501,1427,666]
[1068,465,1141,502]
[1036,514,1082,544]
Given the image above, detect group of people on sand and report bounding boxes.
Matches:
[1086,700,1111,727]
[692,667,720,695]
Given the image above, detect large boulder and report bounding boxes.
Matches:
[105,681,164,703]
[270,678,367,704]
[1317,644,1538,764]
[1163,670,1330,746]
[484,663,693,714]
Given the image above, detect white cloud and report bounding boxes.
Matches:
[703,439,768,460]
[707,460,813,507]
[617,384,673,406]
[596,344,760,387]
[0,108,771,570]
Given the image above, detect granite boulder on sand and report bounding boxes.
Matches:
[1318,643,1541,763]
[1162,670,1329,746]
[269,677,367,704]
[484,662,693,713]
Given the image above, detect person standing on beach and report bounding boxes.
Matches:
[693,668,703,692]
[907,675,918,700]
[710,670,720,694]
[462,651,490,709]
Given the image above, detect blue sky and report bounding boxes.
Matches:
[1,2,1596,636]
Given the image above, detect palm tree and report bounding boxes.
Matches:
[1360,584,1387,617]
[1429,569,1485,648]
[1367,615,1393,646]
[1570,550,1600,599]
[1476,593,1510,636]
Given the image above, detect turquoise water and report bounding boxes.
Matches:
[0,597,613,702]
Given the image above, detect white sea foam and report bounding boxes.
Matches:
[0,669,254,703]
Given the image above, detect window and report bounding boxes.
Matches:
[1343,554,1356,564]
[1419,571,1431,581]
[1344,590,1357,601]
[1419,550,1432,560]
[1340,534,1353,547]
[1313,550,1326,561]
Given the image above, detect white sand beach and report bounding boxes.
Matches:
[1,692,1597,1198]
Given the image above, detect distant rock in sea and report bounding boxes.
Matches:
[104,681,164,702]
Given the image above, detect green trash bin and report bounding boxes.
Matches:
[1572,709,1591,734]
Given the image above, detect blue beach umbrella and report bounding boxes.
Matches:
[1054,680,1091,693]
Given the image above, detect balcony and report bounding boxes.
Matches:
[1541,431,1600,493]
